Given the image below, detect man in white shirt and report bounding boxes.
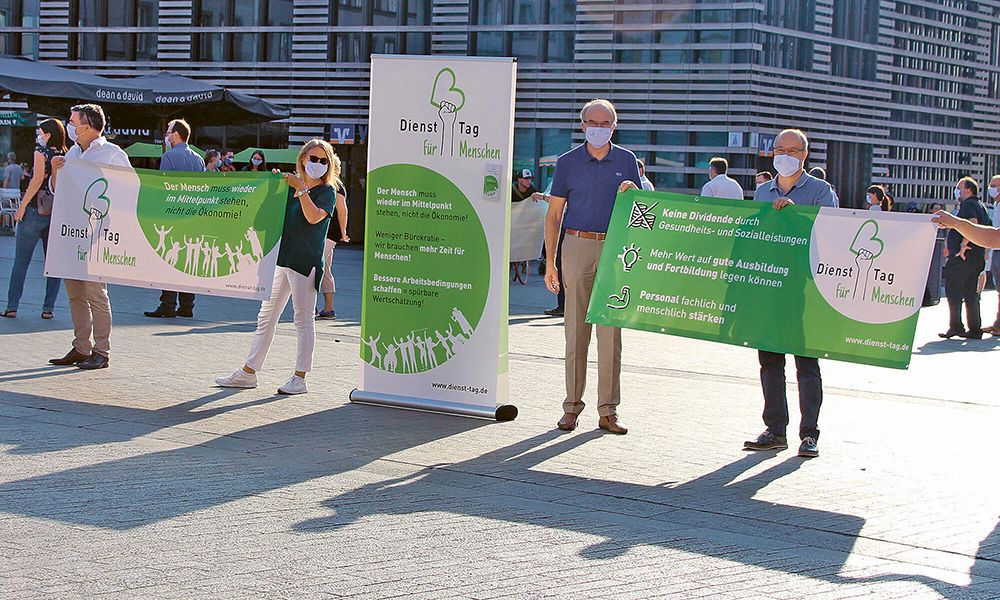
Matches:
[700,157,744,200]
[48,103,132,370]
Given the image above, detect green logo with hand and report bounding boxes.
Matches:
[83,178,111,263]
[430,67,465,156]
[849,219,884,300]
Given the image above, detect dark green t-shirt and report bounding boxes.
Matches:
[277,184,335,289]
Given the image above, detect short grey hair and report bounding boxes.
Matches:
[580,99,618,124]
[6,152,14,163]
[776,128,809,151]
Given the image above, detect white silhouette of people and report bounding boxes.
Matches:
[235,241,254,272]
[446,325,466,351]
[362,334,382,369]
[404,333,418,372]
[423,335,439,369]
[206,244,223,278]
[435,330,454,360]
[452,307,473,338]
[393,337,411,374]
[224,242,238,275]
[165,240,181,267]
[414,336,429,370]
[153,224,172,256]
[246,227,264,262]
[200,240,213,276]
[383,342,399,372]
[182,235,197,274]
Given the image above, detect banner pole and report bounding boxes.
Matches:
[349,389,518,422]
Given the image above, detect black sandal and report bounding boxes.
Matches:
[41,311,53,319]
[2,310,15,318]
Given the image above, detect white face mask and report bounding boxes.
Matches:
[989,187,999,199]
[251,157,262,167]
[36,133,45,146]
[954,187,963,200]
[304,161,328,180]
[773,154,801,178]
[66,122,78,143]
[585,126,613,149]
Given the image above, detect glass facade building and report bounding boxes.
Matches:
[2,0,999,227]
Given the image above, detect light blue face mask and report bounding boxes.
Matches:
[585,126,612,149]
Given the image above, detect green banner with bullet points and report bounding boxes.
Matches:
[587,190,939,369]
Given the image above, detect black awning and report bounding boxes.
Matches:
[0,57,289,128]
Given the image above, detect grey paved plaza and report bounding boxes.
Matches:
[1,235,999,599]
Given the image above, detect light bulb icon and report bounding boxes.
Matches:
[618,243,641,272]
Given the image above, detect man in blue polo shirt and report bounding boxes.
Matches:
[144,118,206,318]
[542,98,641,435]
[745,128,837,458]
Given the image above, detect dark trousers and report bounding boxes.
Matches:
[944,256,983,334]
[758,351,822,441]
[159,290,195,311]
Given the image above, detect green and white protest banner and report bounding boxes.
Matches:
[352,55,518,420]
[587,191,938,369]
[45,158,287,300]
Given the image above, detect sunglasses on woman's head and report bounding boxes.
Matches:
[307,155,329,165]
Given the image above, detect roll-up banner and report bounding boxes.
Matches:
[45,159,287,300]
[587,191,938,369]
[353,55,518,421]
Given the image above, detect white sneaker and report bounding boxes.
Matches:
[278,375,308,395]
[215,369,258,389]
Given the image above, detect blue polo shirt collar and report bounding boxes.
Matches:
[768,171,809,194]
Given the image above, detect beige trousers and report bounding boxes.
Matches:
[561,234,622,417]
[63,279,111,357]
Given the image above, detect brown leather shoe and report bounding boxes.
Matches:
[49,348,91,366]
[556,412,578,431]
[598,415,628,435]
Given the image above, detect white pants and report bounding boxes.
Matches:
[246,266,317,373]
[320,239,336,294]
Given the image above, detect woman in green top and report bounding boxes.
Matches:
[216,139,341,395]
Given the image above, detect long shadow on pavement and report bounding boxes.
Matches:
[292,430,1000,597]
[0,389,285,454]
[1,396,997,595]
[0,397,486,529]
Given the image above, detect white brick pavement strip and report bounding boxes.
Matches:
[0,237,998,599]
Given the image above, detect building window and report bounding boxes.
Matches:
[760,0,815,32]
[193,0,292,62]
[70,0,157,61]
[472,0,574,63]
[328,0,430,62]
[546,0,575,62]
[830,0,877,80]
[613,6,653,64]
[0,0,39,58]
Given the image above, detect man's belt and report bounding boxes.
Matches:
[565,229,607,240]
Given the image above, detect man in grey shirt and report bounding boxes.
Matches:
[3,152,22,190]
[145,119,206,318]
[744,128,837,459]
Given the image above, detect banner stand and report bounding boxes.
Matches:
[355,55,519,420]
[349,389,518,422]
